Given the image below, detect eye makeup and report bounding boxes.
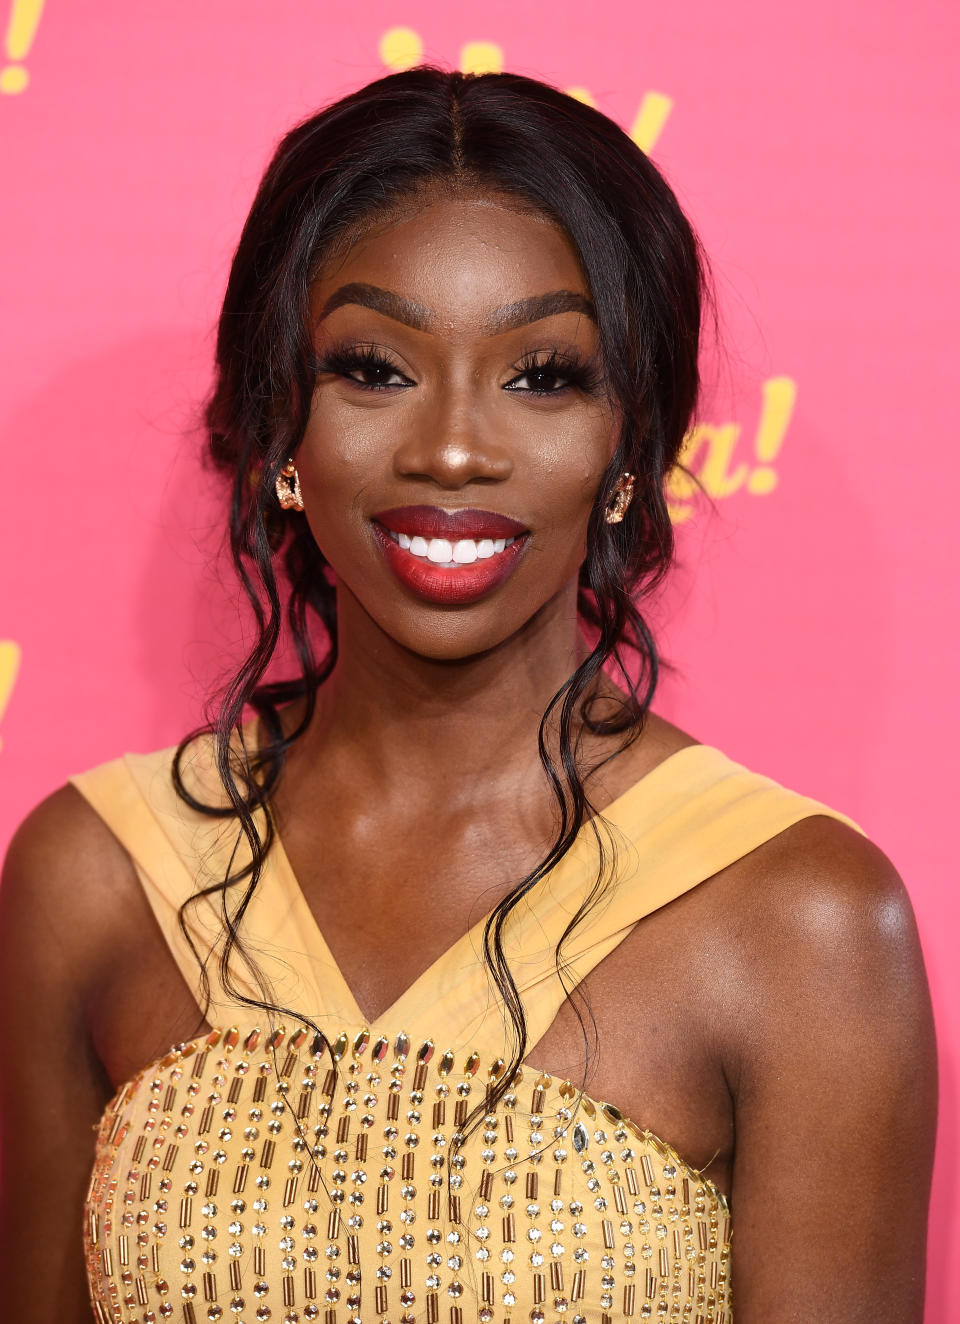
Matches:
[314,340,605,397]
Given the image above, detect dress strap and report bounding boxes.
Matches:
[68,739,350,1027]
[393,745,866,1060]
[70,739,865,1060]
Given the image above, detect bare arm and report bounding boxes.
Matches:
[0,787,138,1320]
[726,817,937,1322]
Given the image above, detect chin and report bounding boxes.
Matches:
[389,612,526,665]
[337,558,579,664]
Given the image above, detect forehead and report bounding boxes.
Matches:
[310,193,591,332]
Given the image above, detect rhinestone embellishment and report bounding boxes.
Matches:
[84,1025,732,1324]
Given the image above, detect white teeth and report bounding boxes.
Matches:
[452,539,478,564]
[389,531,524,565]
[427,538,453,563]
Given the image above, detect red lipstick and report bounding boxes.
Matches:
[373,506,527,540]
[371,505,530,606]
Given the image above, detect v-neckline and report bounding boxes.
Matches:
[259,736,718,1032]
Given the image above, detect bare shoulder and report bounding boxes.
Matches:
[5,779,131,870]
[0,788,143,1319]
[710,812,934,1066]
[724,814,926,992]
[5,781,114,881]
[1,783,140,992]
[714,813,937,1319]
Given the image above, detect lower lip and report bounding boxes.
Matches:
[372,524,529,605]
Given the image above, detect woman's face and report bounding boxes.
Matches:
[298,190,621,661]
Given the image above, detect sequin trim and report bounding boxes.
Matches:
[85,1023,733,1324]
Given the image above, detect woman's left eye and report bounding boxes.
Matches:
[347,363,409,389]
[504,356,585,396]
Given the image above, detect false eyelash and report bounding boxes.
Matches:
[510,348,606,397]
[314,340,605,396]
[313,341,406,386]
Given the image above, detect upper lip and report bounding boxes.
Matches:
[372,506,529,540]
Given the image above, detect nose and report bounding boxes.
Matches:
[392,404,514,490]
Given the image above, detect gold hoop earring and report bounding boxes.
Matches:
[275,459,304,511]
[604,472,635,524]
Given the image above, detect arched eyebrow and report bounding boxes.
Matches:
[317,282,595,335]
[485,290,596,332]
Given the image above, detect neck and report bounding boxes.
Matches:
[293,580,595,807]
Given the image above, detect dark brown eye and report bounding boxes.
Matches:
[348,361,406,389]
[505,350,601,396]
[507,366,570,393]
[316,343,413,391]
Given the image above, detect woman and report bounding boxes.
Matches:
[0,67,936,1323]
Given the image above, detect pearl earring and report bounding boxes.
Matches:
[275,459,304,512]
[604,472,635,524]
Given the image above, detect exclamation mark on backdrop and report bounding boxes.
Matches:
[746,376,796,495]
[1,0,45,95]
[0,642,21,753]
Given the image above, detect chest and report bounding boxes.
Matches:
[93,800,741,1207]
[302,807,738,1198]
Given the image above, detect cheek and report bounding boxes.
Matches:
[299,393,384,478]
[531,417,617,527]
[295,395,390,536]
[527,390,619,470]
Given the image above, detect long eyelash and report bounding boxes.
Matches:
[314,342,605,396]
[513,349,605,396]
[313,340,404,387]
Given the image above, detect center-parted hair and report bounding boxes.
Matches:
[174,65,708,1136]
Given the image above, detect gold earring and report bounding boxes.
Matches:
[275,459,304,511]
[604,472,635,524]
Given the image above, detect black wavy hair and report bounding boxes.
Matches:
[174,64,708,1144]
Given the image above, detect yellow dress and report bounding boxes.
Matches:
[70,736,863,1324]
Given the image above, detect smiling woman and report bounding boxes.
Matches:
[311,278,606,600]
[0,66,936,1324]
[299,199,619,637]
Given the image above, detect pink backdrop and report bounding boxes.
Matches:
[1,2,957,1315]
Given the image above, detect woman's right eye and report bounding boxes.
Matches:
[317,346,413,391]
